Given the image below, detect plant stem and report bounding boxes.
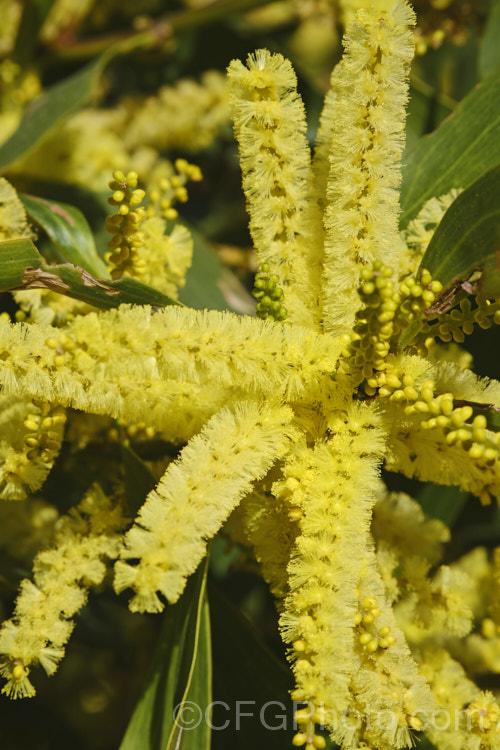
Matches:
[45,0,275,62]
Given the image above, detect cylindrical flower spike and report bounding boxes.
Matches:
[0,486,125,698]
[320,0,416,336]
[115,401,299,611]
[228,49,324,329]
[275,404,387,723]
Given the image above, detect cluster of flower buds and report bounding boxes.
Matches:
[252,263,287,322]
[23,401,66,464]
[293,705,327,749]
[343,263,442,385]
[416,296,500,355]
[355,596,396,654]
[375,370,500,501]
[105,170,146,279]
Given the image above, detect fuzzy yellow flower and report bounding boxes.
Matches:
[1,3,500,749]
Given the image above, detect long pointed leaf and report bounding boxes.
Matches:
[21,193,108,278]
[400,70,500,226]
[0,57,105,171]
[12,0,56,66]
[0,238,42,289]
[119,559,211,750]
[167,598,212,750]
[0,238,180,309]
[480,0,500,78]
[419,166,500,296]
[0,29,154,171]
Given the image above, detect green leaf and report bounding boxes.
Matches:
[167,598,211,750]
[12,0,56,66]
[209,583,296,749]
[417,483,468,526]
[177,219,254,314]
[0,238,180,309]
[0,238,42,289]
[0,57,106,172]
[53,265,181,309]
[21,193,108,278]
[400,69,500,226]
[480,0,500,79]
[120,559,211,750]
[419,166,500,297]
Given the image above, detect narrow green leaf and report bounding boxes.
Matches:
[400,69,500,226]
[53,265,181,309]
[21,193,108,278]
[0,238,42,289]
[417,483,468,526]
[419,166,500,296]
[119,559,211,750]
[0,239,180,309]
[0,58,106,171]
[209,583,295,750]
[167,599,212,750]
[0,20,190,172]
[12,0,56,66]
[480,0,500,79]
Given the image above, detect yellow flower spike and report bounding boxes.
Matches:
[121,70,228,154]
[228,48,324,329]
[116,402,299,611]
[0,397,66,501]
[0,486,126,697]
[320,3,415,336]
[276,404,388,724]
[0,4,499,744]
